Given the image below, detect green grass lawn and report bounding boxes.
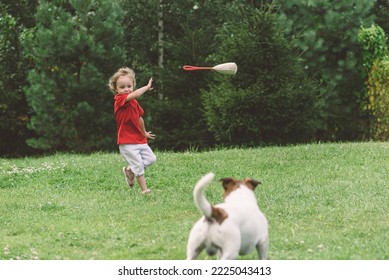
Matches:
[1,142,388,260]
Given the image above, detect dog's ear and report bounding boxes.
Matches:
[219,177,235,190]
[219,177,239,198]
[244,178,261,190]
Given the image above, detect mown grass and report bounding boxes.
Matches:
[0,142,388,260]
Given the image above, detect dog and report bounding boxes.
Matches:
[186,172,269,260]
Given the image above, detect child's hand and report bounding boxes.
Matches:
[147,78,154,91]
[145,131,155,139]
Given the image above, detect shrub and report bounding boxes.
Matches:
[358,24,389,140]
[367,60,389,140]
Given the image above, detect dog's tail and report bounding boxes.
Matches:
[193,172,215,218]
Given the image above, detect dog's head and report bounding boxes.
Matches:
[219,177,261,198]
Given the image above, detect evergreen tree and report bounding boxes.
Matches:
[21,0,126,152]
[202,5,321,146]
[276,0,376,140]
[374,0,389,42]
[0,1,38,157]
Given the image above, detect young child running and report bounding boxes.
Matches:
[108,67,156,194]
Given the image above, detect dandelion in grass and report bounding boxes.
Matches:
[4,245,10,256]
[31,248,39,260]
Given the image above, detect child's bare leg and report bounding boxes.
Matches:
[137,175,151,194]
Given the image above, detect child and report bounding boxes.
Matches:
[108,67,156,194]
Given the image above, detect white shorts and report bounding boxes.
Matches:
[119,144,156,176]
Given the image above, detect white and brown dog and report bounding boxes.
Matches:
[186,172,269,260]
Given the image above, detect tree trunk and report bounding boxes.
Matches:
[157,0,164,100]
[158,0,164,69]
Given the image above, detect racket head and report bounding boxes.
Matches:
[212,62,237,75]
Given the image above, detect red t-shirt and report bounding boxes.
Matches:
[114,94,147,145]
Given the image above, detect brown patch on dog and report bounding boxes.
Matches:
[243,178,261,191]
[211,206,228,224]
[219,177,240,198]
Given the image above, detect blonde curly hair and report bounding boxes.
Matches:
[108,67,136,94]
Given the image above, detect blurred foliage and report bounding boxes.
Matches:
[202,5,321,146]
[20,0,126,152]
[276,0,377,141]
[0,0,38,157]
[373,0,389,43]
[0,0,388,156]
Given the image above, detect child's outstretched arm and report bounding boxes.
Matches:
[126,78,153,102]
[139,117,155,139]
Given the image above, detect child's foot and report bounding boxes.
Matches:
[122,167,135,187]
[141,189,152,195]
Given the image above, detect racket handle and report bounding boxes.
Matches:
[183,65,213,71]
